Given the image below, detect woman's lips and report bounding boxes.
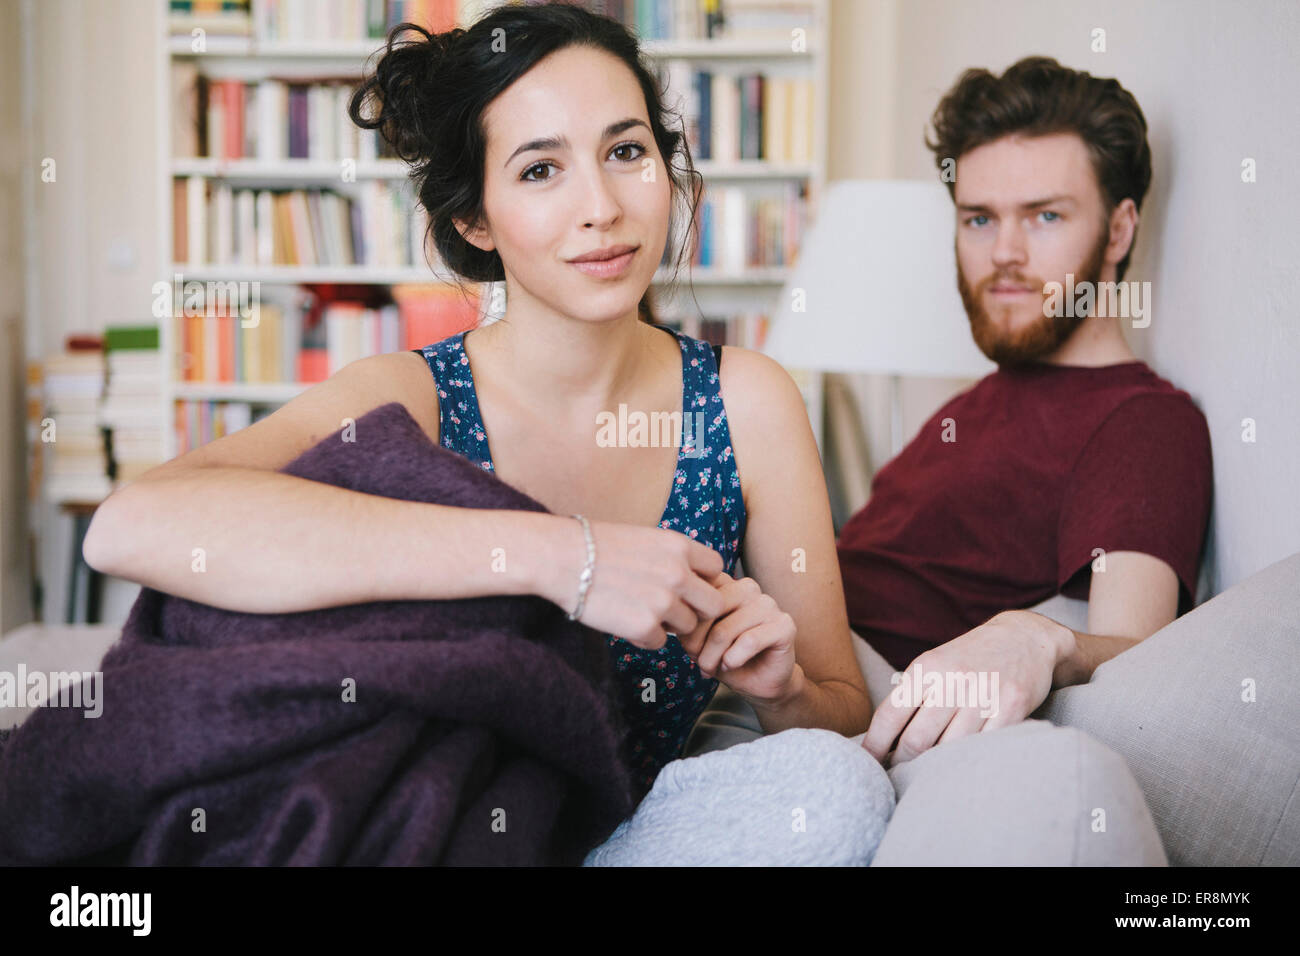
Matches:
[569,247,637,279]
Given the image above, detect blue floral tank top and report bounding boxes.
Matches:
[412,322,747,796]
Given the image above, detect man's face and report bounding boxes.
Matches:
[953,132,1112,365]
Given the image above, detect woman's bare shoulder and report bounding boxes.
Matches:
[380,349,442,444]
[713,344,816,518]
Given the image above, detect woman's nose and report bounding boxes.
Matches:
[577,164,623,229]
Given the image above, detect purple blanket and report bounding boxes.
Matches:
[0,401,634,865]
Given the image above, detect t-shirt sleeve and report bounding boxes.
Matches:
[1057,392,1213,606]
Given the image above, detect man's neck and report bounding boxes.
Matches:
[1040,314,1138,367]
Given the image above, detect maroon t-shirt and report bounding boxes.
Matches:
[836,360,1214,671]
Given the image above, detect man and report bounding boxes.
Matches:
[837,56,1214,765]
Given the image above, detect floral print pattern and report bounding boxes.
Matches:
[414,324,747,797]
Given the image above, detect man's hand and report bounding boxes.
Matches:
[861,610,1076,765]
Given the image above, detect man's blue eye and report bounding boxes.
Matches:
[966,215,988,227]
[1040,211,1060,222]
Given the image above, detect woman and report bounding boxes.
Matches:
[84,2,871,795]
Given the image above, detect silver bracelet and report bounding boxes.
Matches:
[566,514,596,622]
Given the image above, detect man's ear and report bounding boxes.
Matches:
[1104,198,1138,267]
[453,214,496,253]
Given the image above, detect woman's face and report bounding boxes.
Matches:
[458,45,673,325]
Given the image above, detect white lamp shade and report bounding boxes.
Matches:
[764,180,995,379]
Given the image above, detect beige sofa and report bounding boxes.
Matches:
[683,551,1300,866]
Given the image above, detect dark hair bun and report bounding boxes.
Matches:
[350,23,462,165]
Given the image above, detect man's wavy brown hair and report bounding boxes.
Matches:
[925,56,1152,282]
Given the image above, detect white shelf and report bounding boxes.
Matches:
[169,263,790,286]
[172,382,310,403]
[171,158,412,180]
[659,267,791,285]
[641,38,817,59]
[168,35,816,62]
[157,0,830,458]
[169,263,457,285]
[171,157,814,183]
[695,161,815,180]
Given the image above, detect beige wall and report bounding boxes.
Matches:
[827,0,1300,593]
[4,1,1296,629]
[825,0,978,508]
[7,0,162,627]
[1,0,25,632]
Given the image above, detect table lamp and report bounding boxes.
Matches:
[763,179,995,456]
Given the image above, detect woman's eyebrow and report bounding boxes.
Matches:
[504,118,650,168]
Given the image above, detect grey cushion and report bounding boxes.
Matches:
[871,718,1167,866]
[1033,551,1300,865]
[1028,592,1090,632]
[586,728,894,866]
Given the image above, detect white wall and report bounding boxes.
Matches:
[830,0,1300,594]
[6,1,1296,631]
[0,0,25,633]
[11,0,160,627]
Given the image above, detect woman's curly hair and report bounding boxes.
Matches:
[348,2,702,311]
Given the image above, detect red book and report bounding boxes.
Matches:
[220,80,244,160]
[297,348,329,383]
[218,312,234,383]
[395,286,480,349]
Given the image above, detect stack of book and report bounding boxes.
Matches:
[320,301,405,373]
[41,336,111,504]
[25,360,44,504]
[173,283,479,388]
[176,300,299,383]
[175,399,261,455]
[698,313,769,349]
[171,70,383,163]
[596,0,725,39]
[692,183,806,270]
[172,178,427,269]
[661,312,769,350]
[100,327,167,488]
[660,62,816,165]
[253,0,461,41]
[392,284,482,347]
[713,0,816,43]
[168,0,253,40]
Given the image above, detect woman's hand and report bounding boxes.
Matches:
[678,571,799,705]
[535,515,727,650]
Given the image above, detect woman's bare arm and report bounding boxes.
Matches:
[82,351,559,613]
[716,347,874,732]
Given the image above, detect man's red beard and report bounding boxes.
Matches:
[956,228,1109,367]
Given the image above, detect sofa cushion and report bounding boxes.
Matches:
[1033,551,1300,865]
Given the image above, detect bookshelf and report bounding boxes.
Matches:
[155,0,830,461]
